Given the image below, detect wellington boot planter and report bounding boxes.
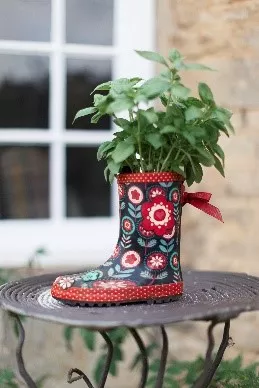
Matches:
[51,172,187,306]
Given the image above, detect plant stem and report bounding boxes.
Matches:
[137,112,145,172]
[148,146,152,170]
[157,147,164,171]
[160,145,176,171]
[129,110,134,122]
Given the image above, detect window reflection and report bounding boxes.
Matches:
[66,147,110,217]
[0,147,49,219]
[0,0,51,41]
[66,58,111,130]
[0,55,49,128]
[66,0,114,45]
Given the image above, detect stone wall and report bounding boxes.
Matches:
[157,0,259,363]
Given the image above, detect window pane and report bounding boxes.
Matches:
[66,58,111,130]
[66,0,114,45]
[0,55,49,129]
[66,147,110,217]
[0,146,49,219]
[0,0,51,41]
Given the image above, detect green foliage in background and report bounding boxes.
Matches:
[74,49,234,186]
[63,326,259,388]
[147,355,259,387]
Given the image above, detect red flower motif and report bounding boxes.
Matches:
[147,253,167,270]
[172,190,179,202]
[93,280,137,289]
[132,190,140,200]
[121,250,141,268]
[141,195,175,236]
[123,219,132,232]
[138,221,155,238]
[128,186,143,204]
[173,255,178,266]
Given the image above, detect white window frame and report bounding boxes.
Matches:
[0,0,155,267]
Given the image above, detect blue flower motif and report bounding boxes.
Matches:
[82,270,103,282]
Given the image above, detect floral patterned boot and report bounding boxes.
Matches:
[51,172,185,306]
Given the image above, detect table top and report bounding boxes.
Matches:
[1,271,259,329]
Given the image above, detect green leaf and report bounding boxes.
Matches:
[193,160,203,183]
[63,326,74,351]
[183,63,215,71]
[170,164,186,177]
[140,109,158,123]
[182,132,196,146]
[97,141,114,161]
[107,97,134,114]
[187,125,206,137]
[171,83,191,100]
[110,78,135,95]
[112,141,135,163]
[213,143,225,162]
[160,94,168,107]
[93,93,106,106]
[114,118,131,131]
[212,108,234,133]
[140,77,171,99]
[168,48,183,63]
[160,125,178,134]
[94,357,105,384]
[196,146,215,166]
[198,82,214,103]
[146,133,163,149]
[91,112,103,123]
[185,97,204,108]
[107,160,120,175]
[113,346,123,361]
[73,107,97,123]
[135,50,168,67]
[91,81,112,94]
[104,166,109,181]
[185,106,202,121]
[80,329,96,351]
[214,155,225,177]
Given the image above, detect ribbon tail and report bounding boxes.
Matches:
[190,199,224,223]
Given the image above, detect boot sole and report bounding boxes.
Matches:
[58,294,182,307]
[51,282,183,306]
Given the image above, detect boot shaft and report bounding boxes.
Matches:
[107,172,184,285]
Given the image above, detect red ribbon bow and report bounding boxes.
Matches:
[182,188,223,222]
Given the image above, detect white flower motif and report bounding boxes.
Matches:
[148,202,171,228]
[150,256,164,268]
[147,253,167,270]
[150,188,164,198]
[58,276,75,290]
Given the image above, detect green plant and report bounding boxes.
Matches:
[64,326,130,384]
[148,354,259,387]
[74,49,234,186]
[0,369,19,388]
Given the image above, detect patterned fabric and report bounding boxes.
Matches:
[51,172,184,304]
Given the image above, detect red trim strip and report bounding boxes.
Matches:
[51,282,183,303]
[117,172,184,184]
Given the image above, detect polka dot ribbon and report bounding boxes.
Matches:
[182,187,223,222]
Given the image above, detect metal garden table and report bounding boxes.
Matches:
[1,270,259,388]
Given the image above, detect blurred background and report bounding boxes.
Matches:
[1,0,259,387]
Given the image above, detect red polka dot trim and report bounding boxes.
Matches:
[51,282,183,303]
[117,172,184,184]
